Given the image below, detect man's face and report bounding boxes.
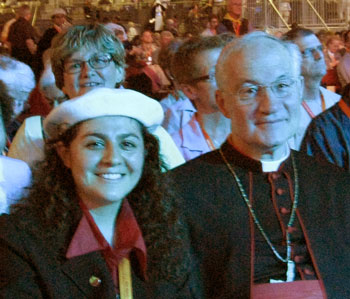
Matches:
[294,34,327,79]
[328,39,341,54]
[185,48,222,114]
[141,31,153,44]
[53,14,66,27]
[227,0,242,17]
[216,41,303,156]
[210,17,219,29]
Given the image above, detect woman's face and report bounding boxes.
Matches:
[58,116,145,209]
[62,47,124,99]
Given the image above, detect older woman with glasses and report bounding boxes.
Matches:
[0,88,200,298]
[8,24,184,170]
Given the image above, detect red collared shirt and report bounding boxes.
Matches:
[66,200,147,291]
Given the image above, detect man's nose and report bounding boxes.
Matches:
[312,48,322,61]
[258,87,279,113]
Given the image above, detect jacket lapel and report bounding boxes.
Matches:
[61,251,116,299]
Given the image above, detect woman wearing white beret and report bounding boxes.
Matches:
[8,24,184,171]
[0,88,201,298]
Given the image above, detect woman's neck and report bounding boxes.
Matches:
[89,201,123,246]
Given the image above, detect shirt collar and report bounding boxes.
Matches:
[221,139,290,173]
[66,199,147,278]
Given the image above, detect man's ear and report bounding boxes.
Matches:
[216,89,230,118]
[55,141,72,169]
[179,83,198,100]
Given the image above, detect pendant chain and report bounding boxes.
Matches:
[219,148,299,264]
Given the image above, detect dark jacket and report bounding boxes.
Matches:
[167,141,350,298]
[0,207,202,298]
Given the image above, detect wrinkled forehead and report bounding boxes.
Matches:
[295,34,321,52]
[218,39,296,88]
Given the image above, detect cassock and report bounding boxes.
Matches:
[167,140,350,298]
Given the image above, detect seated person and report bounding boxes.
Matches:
[8,24,184,170]
[301,83,350,170]
[0,80,31,214]
[0,88,198,297]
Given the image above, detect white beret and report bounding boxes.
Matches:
[44,88,164,139]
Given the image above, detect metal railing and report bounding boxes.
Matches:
[245,0,348,31]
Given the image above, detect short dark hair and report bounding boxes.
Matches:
[283,27,315,42]
[171,35,233,85]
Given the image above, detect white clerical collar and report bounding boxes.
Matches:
[260,146,290,172]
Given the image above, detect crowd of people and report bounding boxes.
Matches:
[1,0,350,298]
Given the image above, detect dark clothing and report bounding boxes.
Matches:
[0,207,201,298]
[8,17,36,69]
[167,141,350,298]
[35,27,59,77]
[218,17,251,36]
[301,101,350,170]
[37,27,58,56]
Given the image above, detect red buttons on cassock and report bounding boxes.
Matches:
[276,188,285,195]
[280,207,290,214]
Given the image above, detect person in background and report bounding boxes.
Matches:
[0,80,31,215]
[0,88,198,297]
[0,55,35,121]
[164,18,178,37]
[166,35,232,160]
[8,24,184,170]
[321,35,342,92]
[158,39,186,112]
[283,27,341,150]
[218,0,253,36]
[337,30,350,89]
[35,8,70,79]
[152,30,174,65]
[0,9,18,51]
[301,83,350,170]
[0,55,35,141]
[185,4,202,36]
[167,31,350,298]
[201,14,219,37]
[127,21,138,42]
[102,11,128,42]
[132,30,158,65]
[151,0,166,32]
[8,5,37,70]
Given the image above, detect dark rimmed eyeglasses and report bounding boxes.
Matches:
[64,55,113,74]
[301,45,323,57]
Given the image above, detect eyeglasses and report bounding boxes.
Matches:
[64,55,113,74]
[301,45,323,57]
[230,78,299,105]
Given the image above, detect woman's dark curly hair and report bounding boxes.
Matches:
[12,121,190,282]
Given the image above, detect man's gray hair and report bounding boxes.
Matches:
[216,31,302,92]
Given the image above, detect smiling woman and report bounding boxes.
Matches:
[0,88,199,298]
